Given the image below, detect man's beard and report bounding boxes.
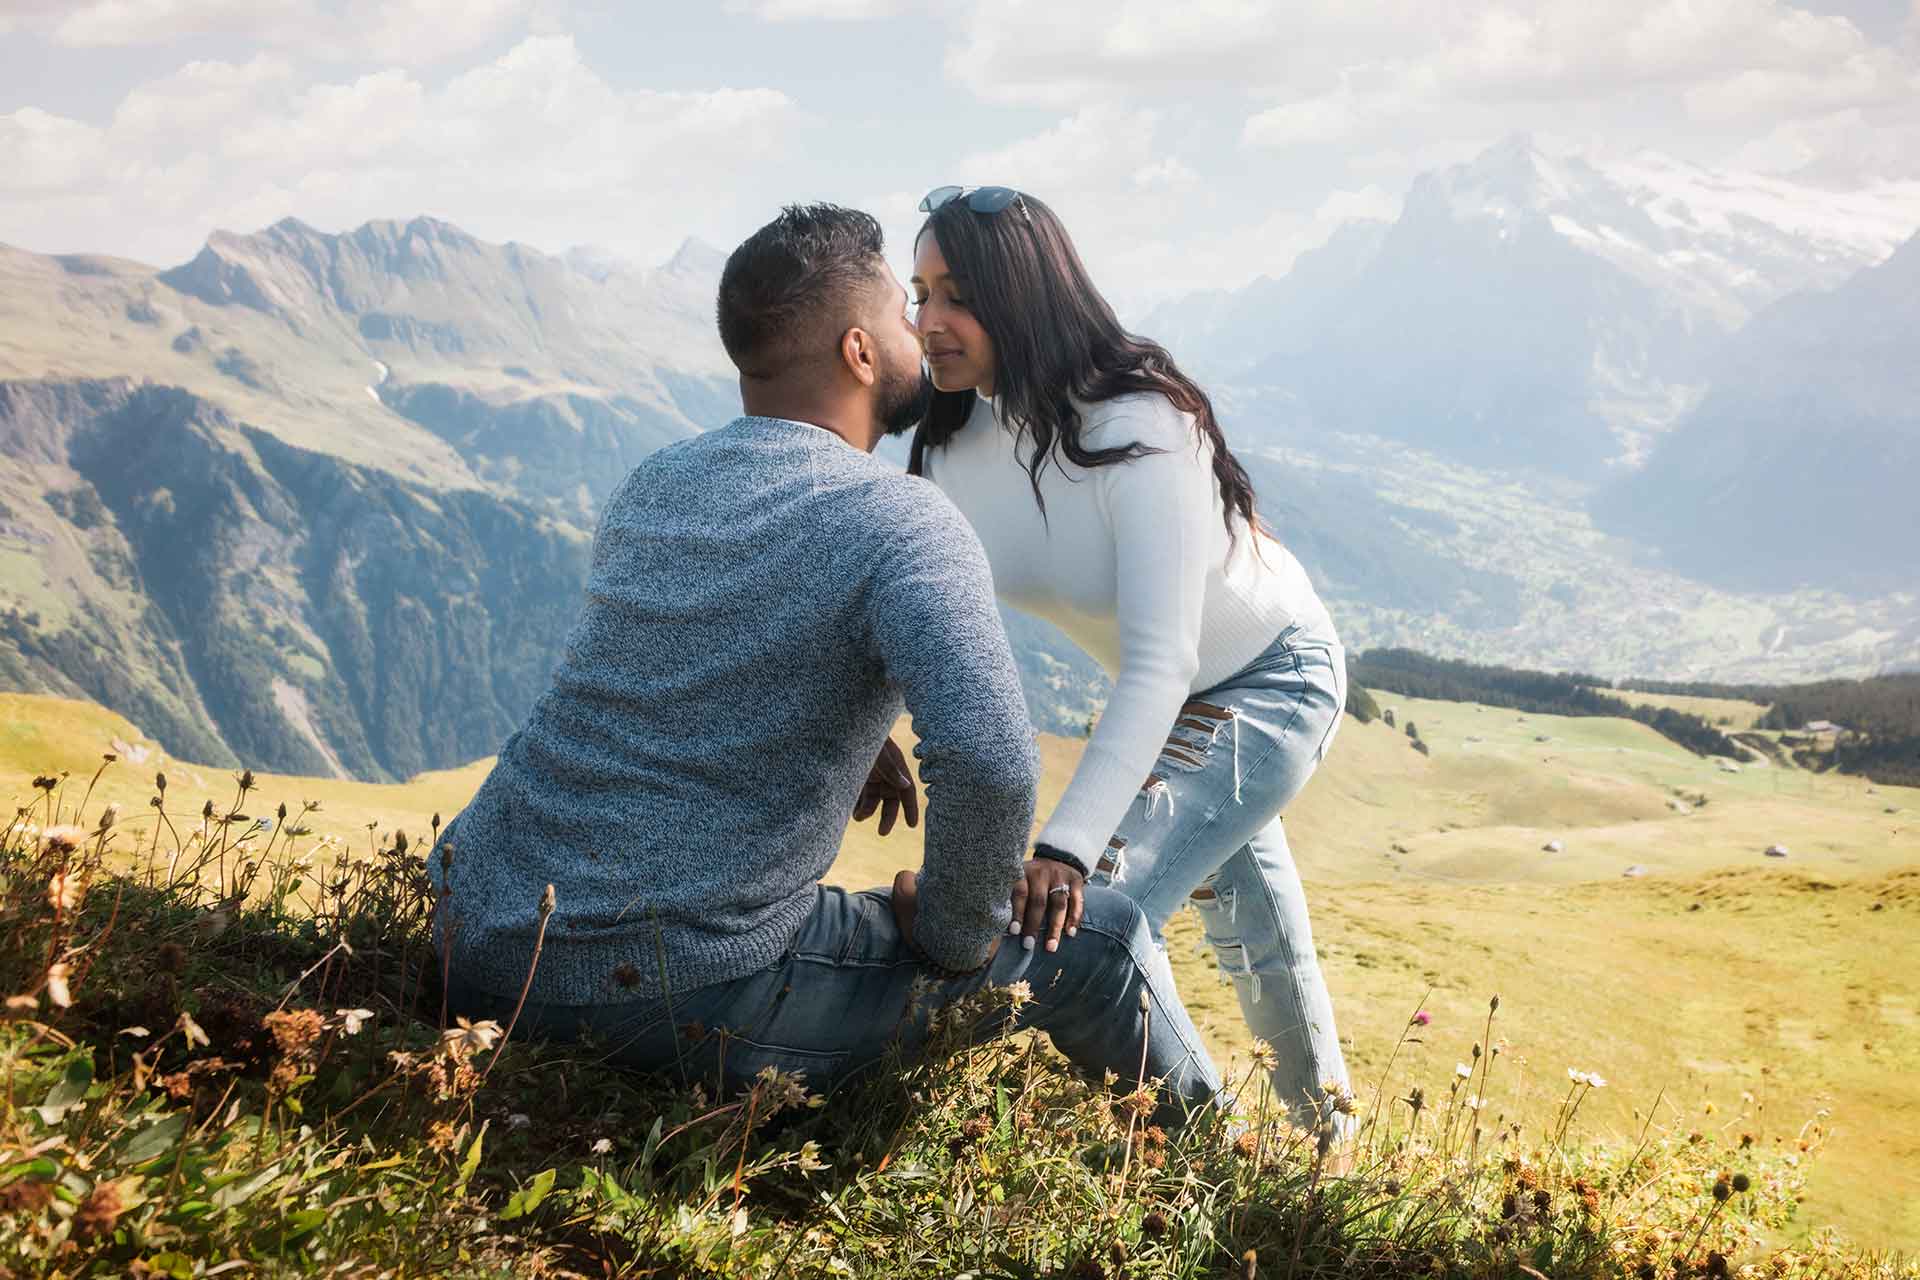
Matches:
[878,361,934,437]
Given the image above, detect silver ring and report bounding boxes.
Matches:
[1047,885,1071,898]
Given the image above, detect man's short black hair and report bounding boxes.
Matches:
[717,203,887,381]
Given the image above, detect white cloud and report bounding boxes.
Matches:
[732,0,911,17]
[18,0,537,66]
[0,34,799,263]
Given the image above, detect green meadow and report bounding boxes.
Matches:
[5,686,1917,1253]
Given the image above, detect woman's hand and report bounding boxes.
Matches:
[1010,857,1085,953]
[854,739,920,836]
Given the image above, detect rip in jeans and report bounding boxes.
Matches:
[1189,884,1262,1005]
[1152,698,1243,804]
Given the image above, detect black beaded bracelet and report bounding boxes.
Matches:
[1032,842,1091,878]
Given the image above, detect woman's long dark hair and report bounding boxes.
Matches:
[907,191,1261,541]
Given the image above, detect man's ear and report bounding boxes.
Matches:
[840,326,879,388]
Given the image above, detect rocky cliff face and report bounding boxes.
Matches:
[0,377,587,780]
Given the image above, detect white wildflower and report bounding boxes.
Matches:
[336,1008,374,1036]
[177,1010,211,1049]
[440,1016,502,1056]
[590,1137,614,1156]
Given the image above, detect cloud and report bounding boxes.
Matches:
[16,0,539,66]
[0,34,799,263]
[731,0,911,18]
[939,0,1920,186]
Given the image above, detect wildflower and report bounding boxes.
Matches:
[45,963,72,1008]
[590,1137,614,1156]
[6,993,39,1012]
[42,824,86,854]
[1411,1010,1431,1026]
[177,1010,210,1049]
[440,1017,503,1056]
[1587,1074,1607,1089]
[1004,979,1033,1011]
[426,1120,459,1153]
[120,1025,150,1038]
[796,1140,828,1173]
[1233,1131,1260,1159]
[336,1008,374,1035]
[1249,1039,1277,1071]
[47,869,83,913]
[1456,1063,1473,1079]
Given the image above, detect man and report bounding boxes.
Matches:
[433,204,1218,1117]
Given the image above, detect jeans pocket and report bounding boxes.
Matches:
[711,1033,851,1091]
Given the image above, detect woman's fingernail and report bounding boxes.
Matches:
[1022,934,1035,951]
[1046,939,1058,953]
[1009,920,1022,935]
[1067,927,1077,937]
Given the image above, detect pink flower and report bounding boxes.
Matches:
[1411,1010,1432,1027]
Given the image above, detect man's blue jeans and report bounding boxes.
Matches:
[447,882,1220,1123]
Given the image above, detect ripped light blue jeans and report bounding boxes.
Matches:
[1090,618,1352,1137]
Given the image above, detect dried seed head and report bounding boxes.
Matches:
[1731,1172,1751,1193]
[1489,992,1501,1013]
[612,962,641,989]
[47,869,83,913]
[155,771,167,793]
[237,769,255,792]
[96,802,120,832]
[42,825,86,854]
[74,1183,124,1238]
[393,830,409,855]
[1712,1176,1732,1202]
[202,799,215,820]
[1141,1209,1169,1238]
[277,802,287,821]
[540,883,557,916]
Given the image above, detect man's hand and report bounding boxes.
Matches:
[854,739,920,837]
[1009,858,1085,953]
[891,869,1001,968]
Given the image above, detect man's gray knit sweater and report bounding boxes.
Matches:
[433,415,1038,1005]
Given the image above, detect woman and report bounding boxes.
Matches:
[908,185,1352,1140]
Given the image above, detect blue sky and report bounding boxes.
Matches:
[3,0,1917,310]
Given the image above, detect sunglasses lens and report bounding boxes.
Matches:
[918,185,965,213]
[967,186,1020,213]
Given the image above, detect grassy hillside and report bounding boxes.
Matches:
[6,689,1917,1250]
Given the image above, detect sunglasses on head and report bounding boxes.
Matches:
[918,185,1026,216]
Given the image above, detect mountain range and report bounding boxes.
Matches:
[1,135,1916,781]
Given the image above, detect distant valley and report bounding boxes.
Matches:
[2,135,1917,780]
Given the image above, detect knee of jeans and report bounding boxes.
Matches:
[1077,886,1154,954]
